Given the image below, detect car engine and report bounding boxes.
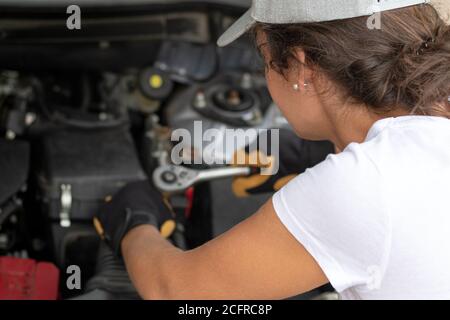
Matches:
[0,1,333,300]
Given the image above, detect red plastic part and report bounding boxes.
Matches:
[184,187,195,219]
[0,256,59,300]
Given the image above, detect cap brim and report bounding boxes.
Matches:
[217,9,257,47]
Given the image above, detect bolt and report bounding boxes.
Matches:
[161,171,177,184]
[6,130,16,140]
[241,73,253,89]
[226,89,241,106]
[99,112,108,121]
[193,90,207,109]
[25,112,37,126]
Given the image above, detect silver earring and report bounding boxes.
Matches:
[304,81,309,88]
[293,83,300,91]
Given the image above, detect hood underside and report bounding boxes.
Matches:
[0,0,251,8]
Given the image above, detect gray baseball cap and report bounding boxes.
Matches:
[217,0,430,47]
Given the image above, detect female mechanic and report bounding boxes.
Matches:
[95,0,450,299]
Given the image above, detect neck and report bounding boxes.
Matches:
[325,103,410,151]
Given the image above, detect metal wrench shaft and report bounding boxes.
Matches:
[153,165,251,193]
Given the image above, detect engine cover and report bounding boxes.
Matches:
[165,72,290,165]
[36,126,146,225]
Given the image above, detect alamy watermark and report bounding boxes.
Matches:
[65,1,397,32]
[366,0,396,30]
[171,121,280,176]
[367,11,382,30]
[66,5,81,30]
[66,265,81,290]
[64,2,388,31]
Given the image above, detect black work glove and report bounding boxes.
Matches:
[232,129,334,197]
[94,180,176,255]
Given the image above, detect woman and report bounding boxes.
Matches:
[95,0,450,299]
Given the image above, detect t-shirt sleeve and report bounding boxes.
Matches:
[272,143,391,293]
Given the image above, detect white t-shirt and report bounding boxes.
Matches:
[272,116,450,300]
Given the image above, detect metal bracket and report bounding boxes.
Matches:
[60,184,72,228]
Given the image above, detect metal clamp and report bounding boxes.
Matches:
[60,184,72,228]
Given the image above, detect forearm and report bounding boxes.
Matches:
[101,181,326,300]
[121,225,185,299]
[120,201,328,300]
[121,226,238,300]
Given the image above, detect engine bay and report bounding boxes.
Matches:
[0,2,332,300]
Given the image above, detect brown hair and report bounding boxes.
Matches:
[253,4,450,118]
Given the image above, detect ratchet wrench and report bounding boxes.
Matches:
[153,164,252,193]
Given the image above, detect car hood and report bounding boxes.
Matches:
[0,0,250,8]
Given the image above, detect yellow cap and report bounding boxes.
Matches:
[149,74,163,89]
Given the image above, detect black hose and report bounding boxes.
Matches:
[85,242,140,298]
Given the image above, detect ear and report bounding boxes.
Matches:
[292,49,312,91]
[293,48,307,65]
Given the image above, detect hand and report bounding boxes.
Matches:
[231,129,334,197]
[94,180,176,255]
